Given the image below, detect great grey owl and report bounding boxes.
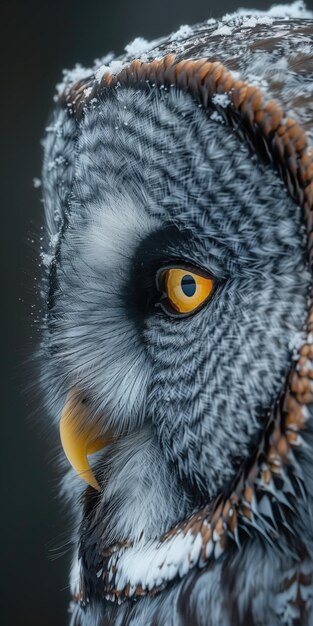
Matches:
[39,2,313,625]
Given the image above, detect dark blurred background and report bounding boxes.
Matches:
[2,1,312,624]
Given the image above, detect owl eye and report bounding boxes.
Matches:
[156,266,215,316]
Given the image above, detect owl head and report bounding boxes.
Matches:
[37,9,313,626]
[40,14,313,608]
[41,52,311,495]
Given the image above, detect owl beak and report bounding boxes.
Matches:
[60,390,109,491]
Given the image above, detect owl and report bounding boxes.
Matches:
[39,2,313,625]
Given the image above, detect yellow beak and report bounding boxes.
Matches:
[60,390,109,491]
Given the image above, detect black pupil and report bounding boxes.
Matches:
[181,274,196,297]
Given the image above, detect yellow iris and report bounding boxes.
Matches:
[163,268,215,314]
